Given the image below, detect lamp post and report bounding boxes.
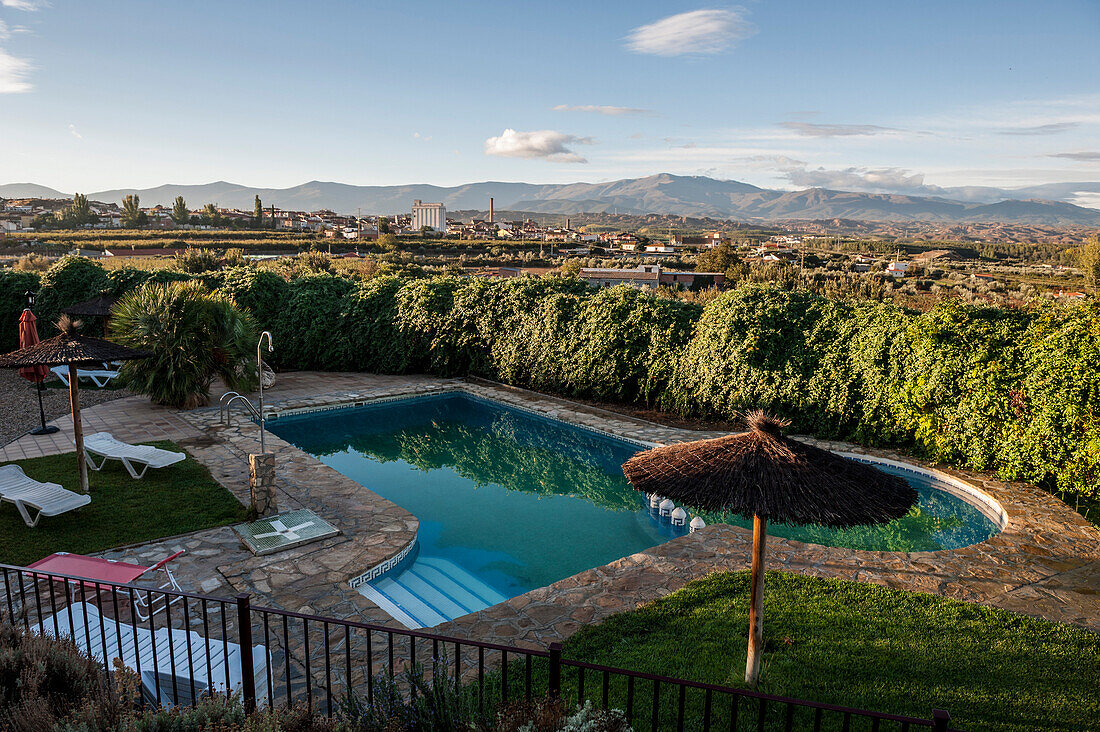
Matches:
[25,290,59,436]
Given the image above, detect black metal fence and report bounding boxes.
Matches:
[0,563,961,731]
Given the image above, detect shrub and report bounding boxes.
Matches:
[224,247,246,267]
[11,253,53,272]
[111,281,259,408]
[0,619,110,731]
[174,246,220,274]
[339,275,408,373]
[278,250,335,278]
[34,255,110,326]
[107,267,154,298]
[220,266,288,330]
[273,274,355,370]
[145,269,195,286]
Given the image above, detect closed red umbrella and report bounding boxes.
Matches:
[17,308,59,436]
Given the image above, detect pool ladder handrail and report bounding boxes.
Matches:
[219,391,268,453]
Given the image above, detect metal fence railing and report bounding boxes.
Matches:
[0,563,962,731]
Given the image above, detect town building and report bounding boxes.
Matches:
[411,200,447,232]
[887,261,909,278]
[578,265,725,291]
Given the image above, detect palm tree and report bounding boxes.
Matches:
[111,281,259,408]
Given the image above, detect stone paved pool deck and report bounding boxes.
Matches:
[2,371,1098,655]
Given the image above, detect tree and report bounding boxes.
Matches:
[201,203,221,227]
[171,196,189,225]
[696,242,740,274]
[560,258,583,276]
[1080,236,1100,295]
[111,281,258,408]
[66,193,94,228]
[253,195,263,227]
[376,217,391,234]
[121,194,146,228]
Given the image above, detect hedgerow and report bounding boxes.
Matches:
[14,259,1100,502]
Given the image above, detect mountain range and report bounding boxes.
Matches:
[3,174,1100,226]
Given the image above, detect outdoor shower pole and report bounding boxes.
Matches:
[257,331,273,453]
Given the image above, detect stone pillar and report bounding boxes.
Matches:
[248,453,277,517]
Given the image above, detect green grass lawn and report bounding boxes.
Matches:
[549,571,1099,732]
[0,442,248,566]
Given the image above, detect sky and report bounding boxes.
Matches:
[1,0,1099,200]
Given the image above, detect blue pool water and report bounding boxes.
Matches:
[268,393,1000,627]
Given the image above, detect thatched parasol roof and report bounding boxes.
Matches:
[61,293,117,318]
[622,411,917,528]
[0,316,149,368]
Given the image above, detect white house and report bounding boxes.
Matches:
[887,261,909,278]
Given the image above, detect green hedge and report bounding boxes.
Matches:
[15,258,1100,501]
[216,270,1100,500]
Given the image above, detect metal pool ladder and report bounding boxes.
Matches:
[218,331,274,453]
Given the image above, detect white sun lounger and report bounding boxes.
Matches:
[30,602,270,708]
[0,464,91,527]
[51,364,120,388]
[84,433,186,479]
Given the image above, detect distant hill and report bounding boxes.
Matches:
[3,174,1099,225]
[0,183,68,199]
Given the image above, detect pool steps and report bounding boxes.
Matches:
[360,557,509,629]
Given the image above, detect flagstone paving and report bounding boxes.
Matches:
[2,372,1097,675]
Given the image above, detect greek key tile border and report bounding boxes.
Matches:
[348,533,418,589]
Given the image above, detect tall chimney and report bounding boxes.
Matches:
[566,217,571,230]
[489,197,494,223]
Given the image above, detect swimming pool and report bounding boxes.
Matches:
[268,392,1000,628]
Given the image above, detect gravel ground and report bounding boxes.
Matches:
[0,368,136,448]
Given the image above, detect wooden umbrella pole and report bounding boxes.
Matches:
[745,513,768,686]
[68,364,88,493]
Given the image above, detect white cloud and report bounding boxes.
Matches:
[1,0,47,10]
[731,154,807,169]
[412,132,432,141]
[553,104,653,116]
[786,166,928,192]
[484,128,593,163]
[625,9,756,57]
[1048,151,1100,162]
[779,122,901,138]
[68,123,81,140]
[999,122,1079,136]
[0,48,31,93]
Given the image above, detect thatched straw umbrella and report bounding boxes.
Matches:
[622,411,917,686]
[62,293,118,335]
[0,317,149,493]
